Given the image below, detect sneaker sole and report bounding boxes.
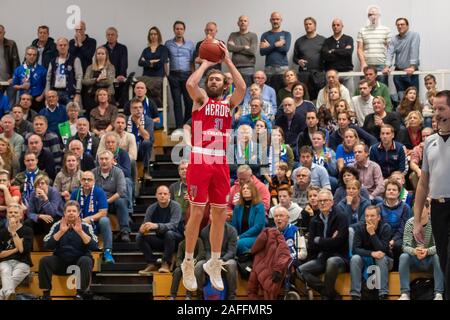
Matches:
[203,263,224,291]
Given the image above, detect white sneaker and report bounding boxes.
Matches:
[203,259,226,291]
[434,293,444,300]
[398,293,410,300]
[181,259,197,291]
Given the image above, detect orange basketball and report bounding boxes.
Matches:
[199,38,224,63]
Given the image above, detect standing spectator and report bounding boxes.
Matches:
[69,21,97,73]
[293,17,326,100]
[67,117,99,158]
[45,38,82,105]
[0,114,24,158]
[0,25,20,106]
[298,189,349,300]
[82,46,116,114]
[369,124,408,178]
[383,18,420,101]
[12,46,47,112]
[350,205,393,300]
[165,21,194,128]
[103,27,128,107]
[53,151,82,202]
[137,185,183,274]
[357,5,391,85]
[260,12,291,93]
[38,201,98,300]
[89,88,118,138]
[227,15,258,87]
[31,25,57,69]
[0,203,33,300]
[352,80,374,126]
[321,19,354,93]
[38,90,68,135]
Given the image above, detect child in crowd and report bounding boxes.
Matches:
[268,161,291,206]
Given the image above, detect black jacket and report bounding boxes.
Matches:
[1,38,20,77]
[103,42,128,77]
[353,221,393,258]
[31,37,57,69]
[321,34,354,72]
[307,208,349,263]
[69,35,97,72]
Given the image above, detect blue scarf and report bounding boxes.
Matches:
[23,168,39,206]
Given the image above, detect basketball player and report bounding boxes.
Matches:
[181,42,246,292]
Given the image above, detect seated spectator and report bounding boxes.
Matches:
[395,86,422,126]
[350,142,384,202]
[237,97,272,132]
[269,186,302,227]
[82,46,115,114]
[336,179,371,227]
[273,206,307,267]
[53,151,82,202]
[336,128,359,172]
[38,91,68,135]
[228,165,270,213]
[409,127,433,191]
[319,85,343,120]
[298,189,349,300]
[26,174,64,235]
[170,238,204,300]
[291,82,314,123]
[422,74,436,127]
[231,182,266,256]
[276,69,299,106]
[292,167,311,209]
[70,171,114,264]
[0,114,24,158]
[67,117,100,158]
[19,134,56,181]
[195,217,238,300]
[317,104,337,134]
[333,166,370,205]
[350,205,393,300]
[369,124,408,179]
[93,150,130,242]
[268,161,291,206]
[293,146,331,190]
[57,101,80,145]
[11,105,33,137]
[242,70,277,111]
[12,46,46,111]
[19,93,38,123]
[13,151,48,206]
[137,185,183,274]
[236,84,274,121]
[390,171,413,208]
[126,98,154,179]
[316,69,352,110]
[398,199,444,300]
[397,110,423,155]
[329,110,377,152]
[334,99,358,125]
[0,203,33,300]
[38,201,98,300]
[89,88,118,138]
[0,170,22,226]
[301,186,321,232]
[169,160,189,220]
[363,96,401,140]
[297,110,322,152]
[377,178,411,268]
[352,79,374,126]
[26,116,64,172]
[266,126,294,179]
[123,81,159,124]
[311,131,338,182]
[0,137,19,177]
[275,97,306,147]
[359,66,392,112]
[68,140,96,172]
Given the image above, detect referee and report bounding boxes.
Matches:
[414,90,450,300]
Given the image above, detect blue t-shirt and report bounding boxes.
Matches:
[70,186,108,219]
[336,144,355,167]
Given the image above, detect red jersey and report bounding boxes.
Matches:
[191,97,232,158]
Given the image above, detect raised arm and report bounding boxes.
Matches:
[185,60,215,111]
[219,42,246,109]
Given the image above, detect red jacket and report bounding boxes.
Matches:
[227,175,270,214]
[247,228,292,300]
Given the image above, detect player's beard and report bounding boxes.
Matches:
[205,85,224,99]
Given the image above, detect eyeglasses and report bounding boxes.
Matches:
[82,178,94,182]
[318,199,331,204]
[296,174,308,177]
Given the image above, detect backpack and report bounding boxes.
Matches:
[410,278,434,300]
[203,278,227,300]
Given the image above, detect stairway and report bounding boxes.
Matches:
[89,138,181,300]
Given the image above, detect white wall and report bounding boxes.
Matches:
[1,0,449,76]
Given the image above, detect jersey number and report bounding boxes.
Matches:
[214,118,223,131]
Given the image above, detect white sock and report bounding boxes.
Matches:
[211,252,221,260]
[185,253,194,261]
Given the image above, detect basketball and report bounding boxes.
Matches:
[199,38,224,63]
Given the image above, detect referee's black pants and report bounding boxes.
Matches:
[431,200,450,299]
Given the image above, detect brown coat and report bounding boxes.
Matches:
[247,227,292,300]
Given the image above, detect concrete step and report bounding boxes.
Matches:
[101,262,148,272]
[90,283,152,294]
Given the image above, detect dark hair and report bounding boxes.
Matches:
[365,205,381,216]
[396,17,409,26]
[384,178,402,198]
[147,26,163,45]
[363,65,378,74]
[299,145,314,157]
[339,166,360,186]
[173,20,186,30]
[424,74,436,83]
[354,141,369,153]
[291,81,310,101]
[277,185,293,197]
[64,200,80,212]
[239,181,261,206]
[38,25,49,32]
[436,90,450,108]
[130,97,143,107]
[95,88,110,103]
[272,125,286,143]
[398,86,422,118]
[358,79,371,87]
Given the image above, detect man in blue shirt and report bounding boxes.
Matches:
[165,21,194,129]
[260,12,291,93]
[383,18,420,101]
[71,171,114,264]
[38,90,68,135]
[242,70,277,110]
